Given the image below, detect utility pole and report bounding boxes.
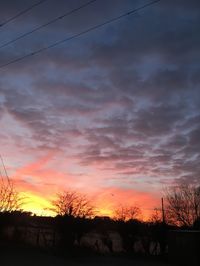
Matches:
[161,197,165,224]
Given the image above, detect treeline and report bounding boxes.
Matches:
[0,210,170,256]
[1,172,200,227]
[1,174,200,257]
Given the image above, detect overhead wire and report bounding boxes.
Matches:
[0,155,11,185]
[0,0,161,70]
[0,0,48,28]
[0,0,98,49]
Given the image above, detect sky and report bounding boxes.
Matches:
[0,0,200,218]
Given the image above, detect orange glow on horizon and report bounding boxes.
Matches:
[2,155,160,220]
[20,192,55,216]
[19,187,158,221]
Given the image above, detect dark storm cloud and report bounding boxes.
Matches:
[0,0,200,187]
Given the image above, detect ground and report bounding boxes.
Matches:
[0,246,174,266]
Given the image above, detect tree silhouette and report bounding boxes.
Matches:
[149,208,162,224]
[114,205,141,222]
[0,174,22,212]
[165,184,200,227]
[51,190,95,218]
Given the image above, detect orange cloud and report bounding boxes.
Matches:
[12,154,77,198]
[6,154,161,220]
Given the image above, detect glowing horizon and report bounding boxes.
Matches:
[11,160,160,220]
[18,189,158,220]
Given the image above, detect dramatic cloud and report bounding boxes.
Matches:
[0,0,200,216]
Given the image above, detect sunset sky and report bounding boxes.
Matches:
[0,0,200,218]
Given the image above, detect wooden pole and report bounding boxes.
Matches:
[161,197,165,224]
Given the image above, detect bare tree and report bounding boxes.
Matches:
[0,180,22,212]
[165,184,200,227]
[149,208,162,224]
[114,205,141,221]
[51,190,95,218]
[0,157,22,212]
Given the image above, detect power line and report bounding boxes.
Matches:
[0,155,11,185]
[0,0,97,49]
[0,0,161,70]
[0,0,48,28]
